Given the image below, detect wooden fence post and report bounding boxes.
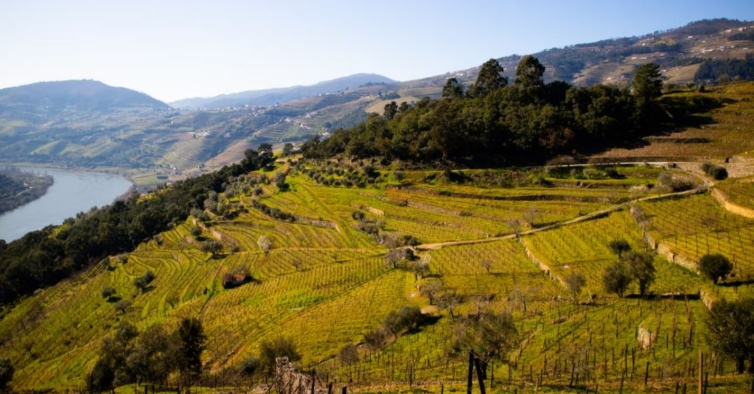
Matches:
[467,350,474,394]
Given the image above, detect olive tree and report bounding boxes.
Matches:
[699,253,733,283]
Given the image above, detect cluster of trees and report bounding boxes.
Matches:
[695,54,754,84]
[602,240,656,297]
[88,318,206,392]
[0,148,274,305]
[301,56,671,165]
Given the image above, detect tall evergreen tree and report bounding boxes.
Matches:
[176,318,207,383]
[468,59,507,98]
[514,55,546,89]
[442,77,464,99]
[632,63,663,104]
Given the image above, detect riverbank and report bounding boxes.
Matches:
[0,167,54,214]
[0,167,132,242]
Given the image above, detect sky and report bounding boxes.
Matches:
[1,0,753,102]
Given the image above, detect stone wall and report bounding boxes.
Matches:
[275,357,327,394]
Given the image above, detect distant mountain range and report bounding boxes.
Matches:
[170,73,396,109]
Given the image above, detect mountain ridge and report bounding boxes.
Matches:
[0,80,170,113]
[169,73,396,109]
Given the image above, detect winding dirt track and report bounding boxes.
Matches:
[415,167,715,251]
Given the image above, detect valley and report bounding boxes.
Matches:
[1,16,754,394]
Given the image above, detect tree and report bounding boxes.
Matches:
[175,318,206,383]
[706,298,754,375]
[383,101,398,120]
[436,290,462,317]
[468,59,507,98]
[411,259,430,281]
[480,260,492,274]
[273,172,288,190]
[87,358,114,393]
[260,337,301,374]
[565,272,586,303]
[632,62,663,104]
[282,143,294,157]
[420,281,442,305]
[608,239,631,258]
[258,143,274,158]
[0,358,13,392]
[454,310,518,378]
[624,251,656,296]
[190,226,203,238]
[384,306,423,336]
[133,270,155,292]
[603,261,631,297]
[201,240,223,257]
[699,253,733,283]
[126,324,171,385]
[514,55,546,89]
[442,78,464,99]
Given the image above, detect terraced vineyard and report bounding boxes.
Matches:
[1,163,753,393]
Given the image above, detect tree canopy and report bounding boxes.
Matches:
[302,57,675,166]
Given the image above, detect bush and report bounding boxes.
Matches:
[241,357,261,376]
[363,327,389,350]
[101,286,116,299]
[565,273,586,302]
[259,337,301,373]
[699,253,733,283]
[114,299,132,314]
[338,344,359,366]
[701,163,728,180]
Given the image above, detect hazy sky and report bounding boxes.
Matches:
[1,0,753,102]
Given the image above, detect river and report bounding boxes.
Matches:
[0,167,132,242]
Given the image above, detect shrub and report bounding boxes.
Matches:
[363,327,389,350]
[565,273,586,303]
[701,163,728,180]
[241,357,261,376]
[259,337,301,374]
[338,344,359,366]
[699,253,733,283]
[101,287,116,299]
[114,299,132,314]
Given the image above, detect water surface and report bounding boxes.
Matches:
[0,167,132,242]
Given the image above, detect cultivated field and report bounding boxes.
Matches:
[2,159,753,393]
